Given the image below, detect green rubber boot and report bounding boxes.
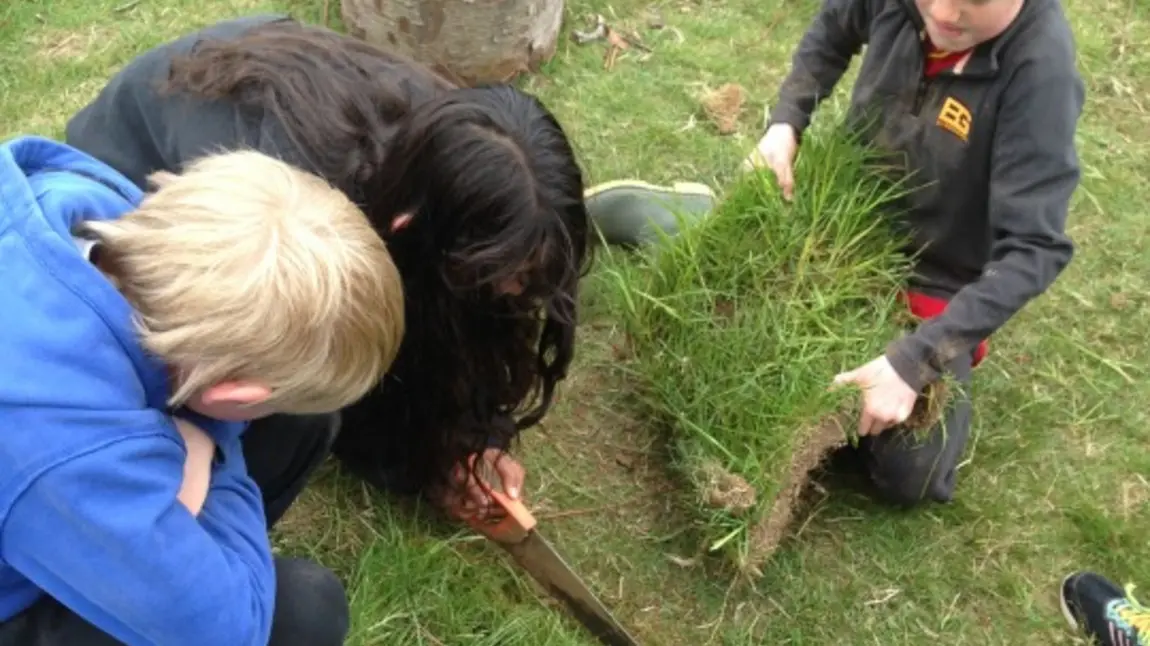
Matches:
[584,180,717,248]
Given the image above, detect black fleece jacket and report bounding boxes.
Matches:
[770,0,1085,391]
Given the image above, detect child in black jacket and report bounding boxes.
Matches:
[748,0,1085,506]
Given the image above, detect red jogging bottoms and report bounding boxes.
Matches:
[901,291,989,368]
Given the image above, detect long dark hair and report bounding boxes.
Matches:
[166,20,591,493]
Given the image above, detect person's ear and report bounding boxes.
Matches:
[199,381,273,408]
[390,213,413,233]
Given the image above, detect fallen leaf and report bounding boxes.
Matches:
[606,27,630,50]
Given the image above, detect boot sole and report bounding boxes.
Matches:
[1060,572,1084,633]
[584,179,716,200]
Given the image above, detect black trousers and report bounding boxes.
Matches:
[0,414,348,646]
[858,350,975,507]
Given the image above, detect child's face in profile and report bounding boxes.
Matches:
[916,0,1024,52]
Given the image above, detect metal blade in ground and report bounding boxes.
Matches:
[502,531,642,646]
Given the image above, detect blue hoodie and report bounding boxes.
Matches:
[0,136,276,645]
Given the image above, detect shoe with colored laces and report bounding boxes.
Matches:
[1061,571,1148,645]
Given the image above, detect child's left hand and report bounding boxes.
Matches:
[832,356,918,438]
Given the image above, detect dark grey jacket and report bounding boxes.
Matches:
[770,0,1085,390]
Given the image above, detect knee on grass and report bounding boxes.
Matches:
[269,558,349,646]
[863,432,959,508]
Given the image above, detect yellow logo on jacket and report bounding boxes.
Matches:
[937,97,972,142]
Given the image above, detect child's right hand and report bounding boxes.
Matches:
[743,123,798,201]
[174,417,216,516]
[435,449,526,522]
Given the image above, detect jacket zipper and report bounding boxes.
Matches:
[911,35,931,117]
[911,78,929,116]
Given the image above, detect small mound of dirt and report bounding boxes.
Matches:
[742,415,849,576]
[712,297,736,321]
[699,460,757,516]
[700,83,746,135]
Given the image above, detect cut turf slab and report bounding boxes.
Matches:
[597,124,951,573]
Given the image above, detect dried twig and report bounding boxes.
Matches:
[617,28,653,53]
[572,14,654,70]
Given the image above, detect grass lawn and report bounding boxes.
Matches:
[2,0,1147,644]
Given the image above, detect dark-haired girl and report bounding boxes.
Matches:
[65,14,591,524]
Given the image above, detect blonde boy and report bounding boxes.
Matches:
[0,136,402,646]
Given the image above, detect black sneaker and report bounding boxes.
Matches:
[1061,571,1148,645]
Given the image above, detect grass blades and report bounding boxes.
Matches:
[597,123,920,568]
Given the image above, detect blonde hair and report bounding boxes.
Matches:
[84,149,404,414]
